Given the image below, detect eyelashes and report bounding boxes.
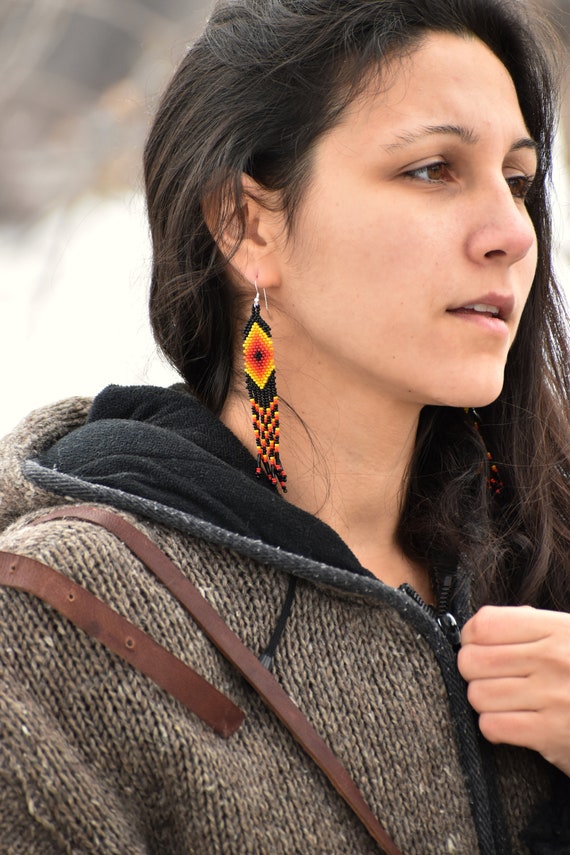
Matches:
[404,161,536,201]
[505,174,536,201]
[405,162,451,183]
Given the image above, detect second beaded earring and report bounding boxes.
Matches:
[242,284,287,492]
[466,407,503,496]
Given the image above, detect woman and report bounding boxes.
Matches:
[0,0,568,852]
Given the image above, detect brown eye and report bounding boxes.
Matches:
[425,163,446,180]
[405,161,451,183]
[506,174,535,200]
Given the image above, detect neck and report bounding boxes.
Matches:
[221,363,431,599]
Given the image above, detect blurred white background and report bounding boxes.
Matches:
[0,0,568,437]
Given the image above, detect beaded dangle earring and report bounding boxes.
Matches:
[466,408,503,496]
[242,282,287,492]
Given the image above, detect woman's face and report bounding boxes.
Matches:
[270,32,538,411]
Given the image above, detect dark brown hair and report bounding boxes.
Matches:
[144,0,570,610]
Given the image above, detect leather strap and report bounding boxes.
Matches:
[30,504,403,855]
[0,551,243,738]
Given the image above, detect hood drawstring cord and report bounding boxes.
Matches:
[259,575,298,670]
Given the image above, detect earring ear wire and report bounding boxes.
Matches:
[254,279,269,312]
[242,281,287,492]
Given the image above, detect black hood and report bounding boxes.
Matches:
[35,384,371,578]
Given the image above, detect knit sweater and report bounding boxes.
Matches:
[0,386,564,854]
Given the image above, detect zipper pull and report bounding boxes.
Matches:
[435,572,461,650]
[436,612,461,650]
[399,582,462,651]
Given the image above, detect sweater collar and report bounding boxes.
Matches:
[36,384,372,578]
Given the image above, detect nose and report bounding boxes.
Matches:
[465,182,537,266]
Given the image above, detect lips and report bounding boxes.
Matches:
[447,293,515,322]
[460,303,500,317]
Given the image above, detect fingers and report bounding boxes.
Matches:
[460,604,549,646]
[458,644,533,680]
[476,710,542,751]
[478,707,570,776]
[459,605,543,682]
[459,606,570,684]
[458,605,570,775]
[466,676,534,712]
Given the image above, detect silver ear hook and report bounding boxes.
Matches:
[254,279,269,311]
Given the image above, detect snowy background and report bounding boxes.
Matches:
[1,0,569,438]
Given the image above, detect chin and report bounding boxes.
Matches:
[429,374,505,410]
[463,391,502,409]
[457,385,504,409]
[466,379,506,409]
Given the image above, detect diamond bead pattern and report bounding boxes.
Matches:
[242,298,287,492]
[243,322,275,390]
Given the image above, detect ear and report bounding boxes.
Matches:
[207,174,285,293]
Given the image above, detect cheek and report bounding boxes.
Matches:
[518,241,539,314]
[525,241,539,298]
[507,250,538,349]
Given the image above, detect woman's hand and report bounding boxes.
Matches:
[458,605,570,776]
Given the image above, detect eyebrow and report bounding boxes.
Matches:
[381,123,538,156]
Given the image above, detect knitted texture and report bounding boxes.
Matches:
[0,399,555,854]
[0,397,92,530]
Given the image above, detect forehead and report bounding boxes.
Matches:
[334,31,530,145]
